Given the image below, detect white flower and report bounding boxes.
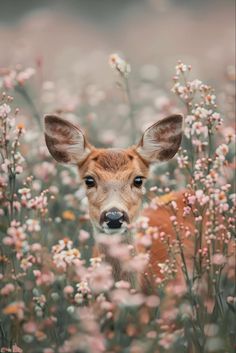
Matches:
[171,83,187,99]
[184,126,191,138]
[18,188,31,198]
[191,121,208,137]
[1,159,11,173]
[185,115,195,124]
[76,280,91,295]
[212,112,221,122]
[109,53,131,77]
[0,103,11,118]
[175,62,187,75]
[52,239,81,270]
[74,292,83,304]
[195,190,209,206]
[90,257,102,268]
[205,94,216,105]
[216,144,229,158]
[177,155,189,168]
[192,106,210,119]
[16,67,35,85]
[26,219,41,232]
[189,79,202,90]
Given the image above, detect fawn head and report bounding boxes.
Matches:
[44,114,183,234]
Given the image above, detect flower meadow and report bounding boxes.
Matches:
[0,57,235,353]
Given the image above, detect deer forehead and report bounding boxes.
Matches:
[79,148,149,180]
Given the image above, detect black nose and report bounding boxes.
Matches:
[104,208,124,229]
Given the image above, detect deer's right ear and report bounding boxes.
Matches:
[44,115,92,164]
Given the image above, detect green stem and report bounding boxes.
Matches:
[207,126,213,174]
[124,77,136,144]
[15,85,42,129]
[171,208,205,347]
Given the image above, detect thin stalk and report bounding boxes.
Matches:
[170,206,205,347]
[15,85,42,129]
[207,125,213,174]
[124,77,136,144]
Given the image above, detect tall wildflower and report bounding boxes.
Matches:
[109,53,131,78]
[167,61,236,352]
[0,59,235,353]
[109,53,136,143]
[0,93,50,350]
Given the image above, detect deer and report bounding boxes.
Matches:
[44,114,194,289]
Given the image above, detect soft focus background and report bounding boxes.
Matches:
[0,0,235,79]
[0,2,235,353]
[0,0,235,142]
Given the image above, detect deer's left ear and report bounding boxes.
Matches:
[136,114,183,163]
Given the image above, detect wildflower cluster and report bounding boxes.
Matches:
[134,62,236,351]
[0,60,235,353]
[0,66,35,90]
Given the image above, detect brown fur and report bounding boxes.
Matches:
[44,114,184,286]
[143,191,194,282]
[78,148,149,227]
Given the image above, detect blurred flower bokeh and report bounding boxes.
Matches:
[0,1,235,352]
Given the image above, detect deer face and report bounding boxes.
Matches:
[44,114,183,234]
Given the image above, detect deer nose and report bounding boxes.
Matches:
[104,208,125,229]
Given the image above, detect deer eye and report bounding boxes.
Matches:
[84,176,96,188]
[133,176,144,188]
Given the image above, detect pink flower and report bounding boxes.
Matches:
[146,295,160,307]
[216,144,229,160]
[212,254,226,266]
[1,283,15,296]
[191,121,208,137]
[0,103,11,118]
[16,67,35,86]
[33,270,55,286]
[108,243,130,260]
[88,264,114,294]
[51,238,82,270]
[64,285,74,296]
[79,229,90,242]
[136,234,152,248]
[31,243,42,252]
[26,219,41,232]
[124,253,149,273]
[3,221,27,250]
[111,289,144,307]
[12,344,23,353]
[115,280,131,289]
[188,195,196,205]
[1,159,10,173]
[195,190,209,206]
[34,161,56,181]
[175,62,187,75]
[20,256,34,271]
[23,321,37,333]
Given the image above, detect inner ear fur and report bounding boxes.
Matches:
[44,115,92,164]
[136,114,183,163]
